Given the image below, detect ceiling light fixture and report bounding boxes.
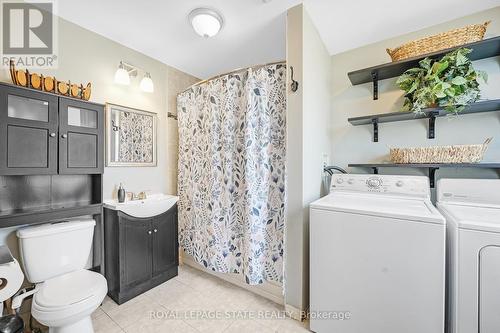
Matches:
[188,8,223,38]
[114,61,154,93]
[140,72,154,93]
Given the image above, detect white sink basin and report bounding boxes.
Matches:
[104,194,178,218]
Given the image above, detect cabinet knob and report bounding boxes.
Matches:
[154,229,158,233]
[61,133,67,139]
[49,133,56,137]
[148,230,152,235]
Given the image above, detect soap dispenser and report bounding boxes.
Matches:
[118,183,126,203]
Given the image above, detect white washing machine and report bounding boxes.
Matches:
[437,178,500,333]
[310,174,445,333]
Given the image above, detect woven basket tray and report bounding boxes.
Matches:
[390,138,492,164]
[386,21,490,62]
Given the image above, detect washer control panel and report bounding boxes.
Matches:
[330,174,430,197]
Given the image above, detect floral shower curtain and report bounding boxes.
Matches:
[177,63,286,285]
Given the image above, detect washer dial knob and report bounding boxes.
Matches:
[367,177,382,189]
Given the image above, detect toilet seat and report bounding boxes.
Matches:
[32,269,107,328]
[36,269,106,308]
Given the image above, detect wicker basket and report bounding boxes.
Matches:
[390,138,492,164]
[386,21,490,62]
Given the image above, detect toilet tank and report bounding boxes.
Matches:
[17,219,95,283]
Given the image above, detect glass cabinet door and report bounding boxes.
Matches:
[7,94,49,122]
[67,106,98,128]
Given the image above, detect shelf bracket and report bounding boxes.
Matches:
[372,119,379,142]
[428,112,438,139]
[372,167,379,174]
[371,72,378,100]
[428,167,439,188]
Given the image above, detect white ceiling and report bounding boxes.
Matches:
[57,0,500,79]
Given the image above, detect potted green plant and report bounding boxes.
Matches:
[396,48,488,114]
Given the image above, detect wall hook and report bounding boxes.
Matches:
[290,66,299,92]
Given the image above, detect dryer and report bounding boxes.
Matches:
[437,178,500,333]
[310,174,445,333]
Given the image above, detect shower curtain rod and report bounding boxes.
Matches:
[180,60,286,94]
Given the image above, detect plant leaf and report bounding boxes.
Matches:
[451,76,467,85]
[456,52,468,66]
[432,61,449,75]
[419,57,432,71]
[445,88,456,97]
[434,91,446,98]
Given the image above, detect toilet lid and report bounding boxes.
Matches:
[35,269,107,308]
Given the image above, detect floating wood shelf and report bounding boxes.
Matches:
[348,99,500,142]
[349,163,500,187]
[347,36,500,100]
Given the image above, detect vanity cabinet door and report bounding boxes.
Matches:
[119,215,153,288]
[152,206,178,275]
[0,85,59,175]
[58,98,104,174]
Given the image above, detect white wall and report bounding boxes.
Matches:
[285,4,332,314]
[285,4,305,315]
[331,7,500,185]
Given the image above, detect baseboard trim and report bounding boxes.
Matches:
[285,303,304,321]
[182,254,284,305]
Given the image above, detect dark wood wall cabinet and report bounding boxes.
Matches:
[104,205,179,304]
[0,82,105,274]
[0,82,104,175]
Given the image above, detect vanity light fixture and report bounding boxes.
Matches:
[114,61,154,93]
[188,8,223,38]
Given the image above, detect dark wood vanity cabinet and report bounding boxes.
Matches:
[0,83,104,175]
[104,205,179,304]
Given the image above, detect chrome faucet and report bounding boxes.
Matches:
[126,191,148,201]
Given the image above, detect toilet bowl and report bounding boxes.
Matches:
[16,219,107,333]
[32,269,107,333]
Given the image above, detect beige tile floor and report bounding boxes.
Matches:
[90,265,311,333]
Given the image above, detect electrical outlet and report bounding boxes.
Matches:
[322,153,329,168]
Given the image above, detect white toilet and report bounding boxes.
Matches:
[16,219,107,333]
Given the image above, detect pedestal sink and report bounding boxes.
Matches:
[103,194,178,218]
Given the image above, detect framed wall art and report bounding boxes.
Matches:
[106,103,157,167]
